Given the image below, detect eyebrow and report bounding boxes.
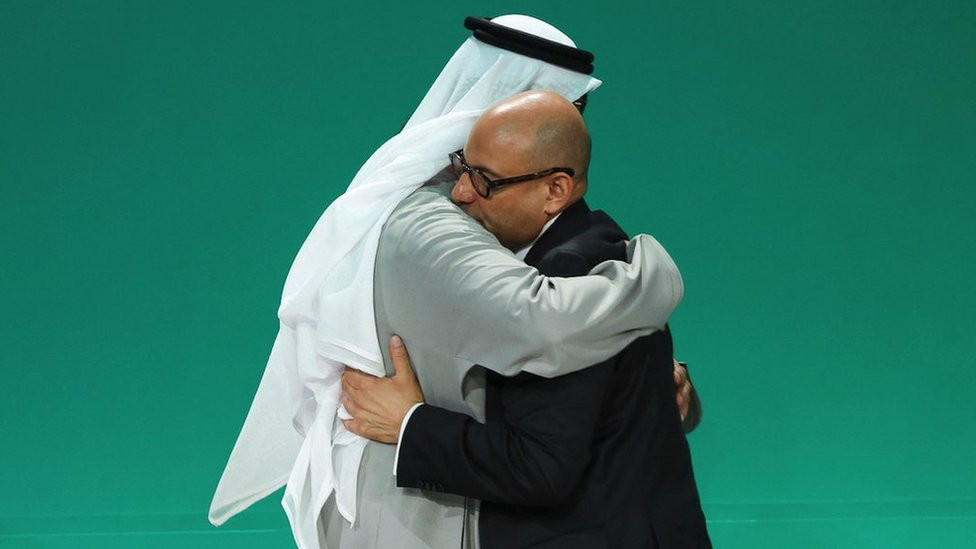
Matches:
[472,165,501,178]
[463,153,502,178]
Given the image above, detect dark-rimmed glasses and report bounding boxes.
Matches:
[449,149,575,198]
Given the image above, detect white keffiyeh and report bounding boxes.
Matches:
[208,15,601,549]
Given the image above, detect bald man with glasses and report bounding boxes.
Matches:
[343,91,711,548]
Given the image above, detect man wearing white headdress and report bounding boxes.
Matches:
[209,15,683,549]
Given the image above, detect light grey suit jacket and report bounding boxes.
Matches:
[322,183,683,548]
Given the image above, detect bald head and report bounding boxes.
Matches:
[452,90,593,250]
[475,90,590,195]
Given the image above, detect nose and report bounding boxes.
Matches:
[451,173,478,204]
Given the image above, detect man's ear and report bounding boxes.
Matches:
[544,173,574,215]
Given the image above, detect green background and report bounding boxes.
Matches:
[2,1,974,547]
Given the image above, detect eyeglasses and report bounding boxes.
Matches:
[448,149,575,198]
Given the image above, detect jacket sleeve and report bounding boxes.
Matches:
[396,362,614,506]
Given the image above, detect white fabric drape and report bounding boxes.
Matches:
[209,15,600,549]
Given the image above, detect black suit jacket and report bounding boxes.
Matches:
[397,200,710,548]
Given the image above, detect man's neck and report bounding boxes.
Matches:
[514,213,561,261]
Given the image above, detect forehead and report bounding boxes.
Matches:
[465,123,531,174]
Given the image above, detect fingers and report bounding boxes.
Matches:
[389,335,413,378]
[342,366,372,391]
[342,418,366,438]
[673,359,690,420]
[342,412,398,444]
[340,393,358,417]
[340,396,373,438]
[672,359,688,385]
[341,370,363,400]
[341,372,374,417]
